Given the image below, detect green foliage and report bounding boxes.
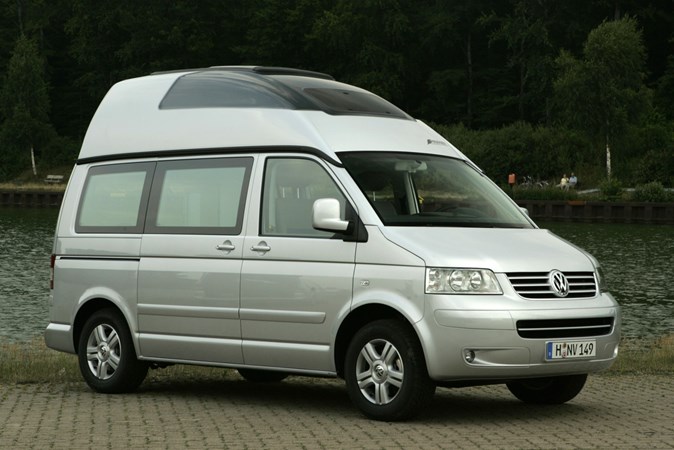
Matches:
[599,178,624,201]
[0,339,81,384]
[0,35,50,121]
[655,56,674,120]
[39,134,78,166]
[0,35,56,180]
[480,0,553,121]
[631,182,674,203]
[621,117,674,187]
[552,17,651,179]
[433,122,590,186]
[0,1,671,185]
[306,0,411,101]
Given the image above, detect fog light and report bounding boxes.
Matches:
[464,349,475,363]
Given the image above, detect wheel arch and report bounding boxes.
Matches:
[73,298,135,354]
[334,303,421,378]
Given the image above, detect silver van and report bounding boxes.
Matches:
[46,66,620,421]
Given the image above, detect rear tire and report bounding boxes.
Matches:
[344,319,435,421]
[77,308,148,393]
[506,374,588,404]
[238,369,288,383]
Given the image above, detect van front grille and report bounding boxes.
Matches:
[516,317,614,339]
[507,271,597,299]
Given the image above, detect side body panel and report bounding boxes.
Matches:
[136,236,244,363]
[46,163,147,354]
[136,156,255,364]
[240,154,356,372]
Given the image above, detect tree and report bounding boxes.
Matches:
[65,0,250,133]
[552,16,649,179]
[237,0,324,69]
[0,34,54,180]
[307,0,411,102]
[654,55,674,120]
[416,0,498,127]
[481,0,554,122]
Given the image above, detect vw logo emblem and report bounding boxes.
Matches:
[549,270,570,297]
[375,365,386,377]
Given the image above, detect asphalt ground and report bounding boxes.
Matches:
[1,373,672,449]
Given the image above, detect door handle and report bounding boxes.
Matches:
[216,240,236,252]
[250,241,271,253]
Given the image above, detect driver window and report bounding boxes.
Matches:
[262,158,347,237]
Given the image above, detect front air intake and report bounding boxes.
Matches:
[516,317,614,339]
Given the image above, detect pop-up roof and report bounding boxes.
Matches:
[78,66,461,165]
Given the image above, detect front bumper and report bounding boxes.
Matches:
[419,294,621,381]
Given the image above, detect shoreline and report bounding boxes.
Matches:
[516,199,674,224]
[3,187,674,225]
[0,188,64,208]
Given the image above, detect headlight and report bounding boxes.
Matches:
[595,266,607,292]
[425,268,502,294]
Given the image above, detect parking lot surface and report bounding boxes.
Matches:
[1,373,673,449]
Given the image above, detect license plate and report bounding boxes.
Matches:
[546,340,596,360]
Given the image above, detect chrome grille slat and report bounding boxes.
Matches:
[507,271,597,299]
[516,317,614,339]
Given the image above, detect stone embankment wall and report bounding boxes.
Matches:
[0,190,64,208]
[516,200,674,224]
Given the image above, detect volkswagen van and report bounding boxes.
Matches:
[45,66,620,420]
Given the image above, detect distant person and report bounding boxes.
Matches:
[507,173,516,197]
[558,174,569,190]
[568,173,577,189]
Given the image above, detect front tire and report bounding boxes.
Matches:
[77,308,148,393]
[344,319,435,421]
[506,374,588,404]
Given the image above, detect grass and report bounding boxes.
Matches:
[0,338,238,385]
[1,335,671,385]
[0,181,66,192]
[0,166,72,192]
[607,334,674,375]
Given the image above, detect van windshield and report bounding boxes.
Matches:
[339,152,533,228]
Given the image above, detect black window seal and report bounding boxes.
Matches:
[77,146,343,168]
[75,162,156,234]
[259,156,366,242]
[144,157,253,236]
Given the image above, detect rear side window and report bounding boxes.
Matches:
[76,163,154,233]
[145,157,253,235]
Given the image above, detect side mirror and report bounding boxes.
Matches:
[520,207,529,216]
[313,198,350,232]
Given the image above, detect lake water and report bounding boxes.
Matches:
[0,208,672,342]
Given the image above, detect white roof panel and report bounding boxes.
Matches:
[78,69,466,165]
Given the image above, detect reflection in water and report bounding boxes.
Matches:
[540,222,674,339]
[0,208,672,341]
[0,208,57,342]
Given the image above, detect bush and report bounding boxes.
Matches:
[599,178,624,201]
[432,123,592,187]
[631,182,674,202]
